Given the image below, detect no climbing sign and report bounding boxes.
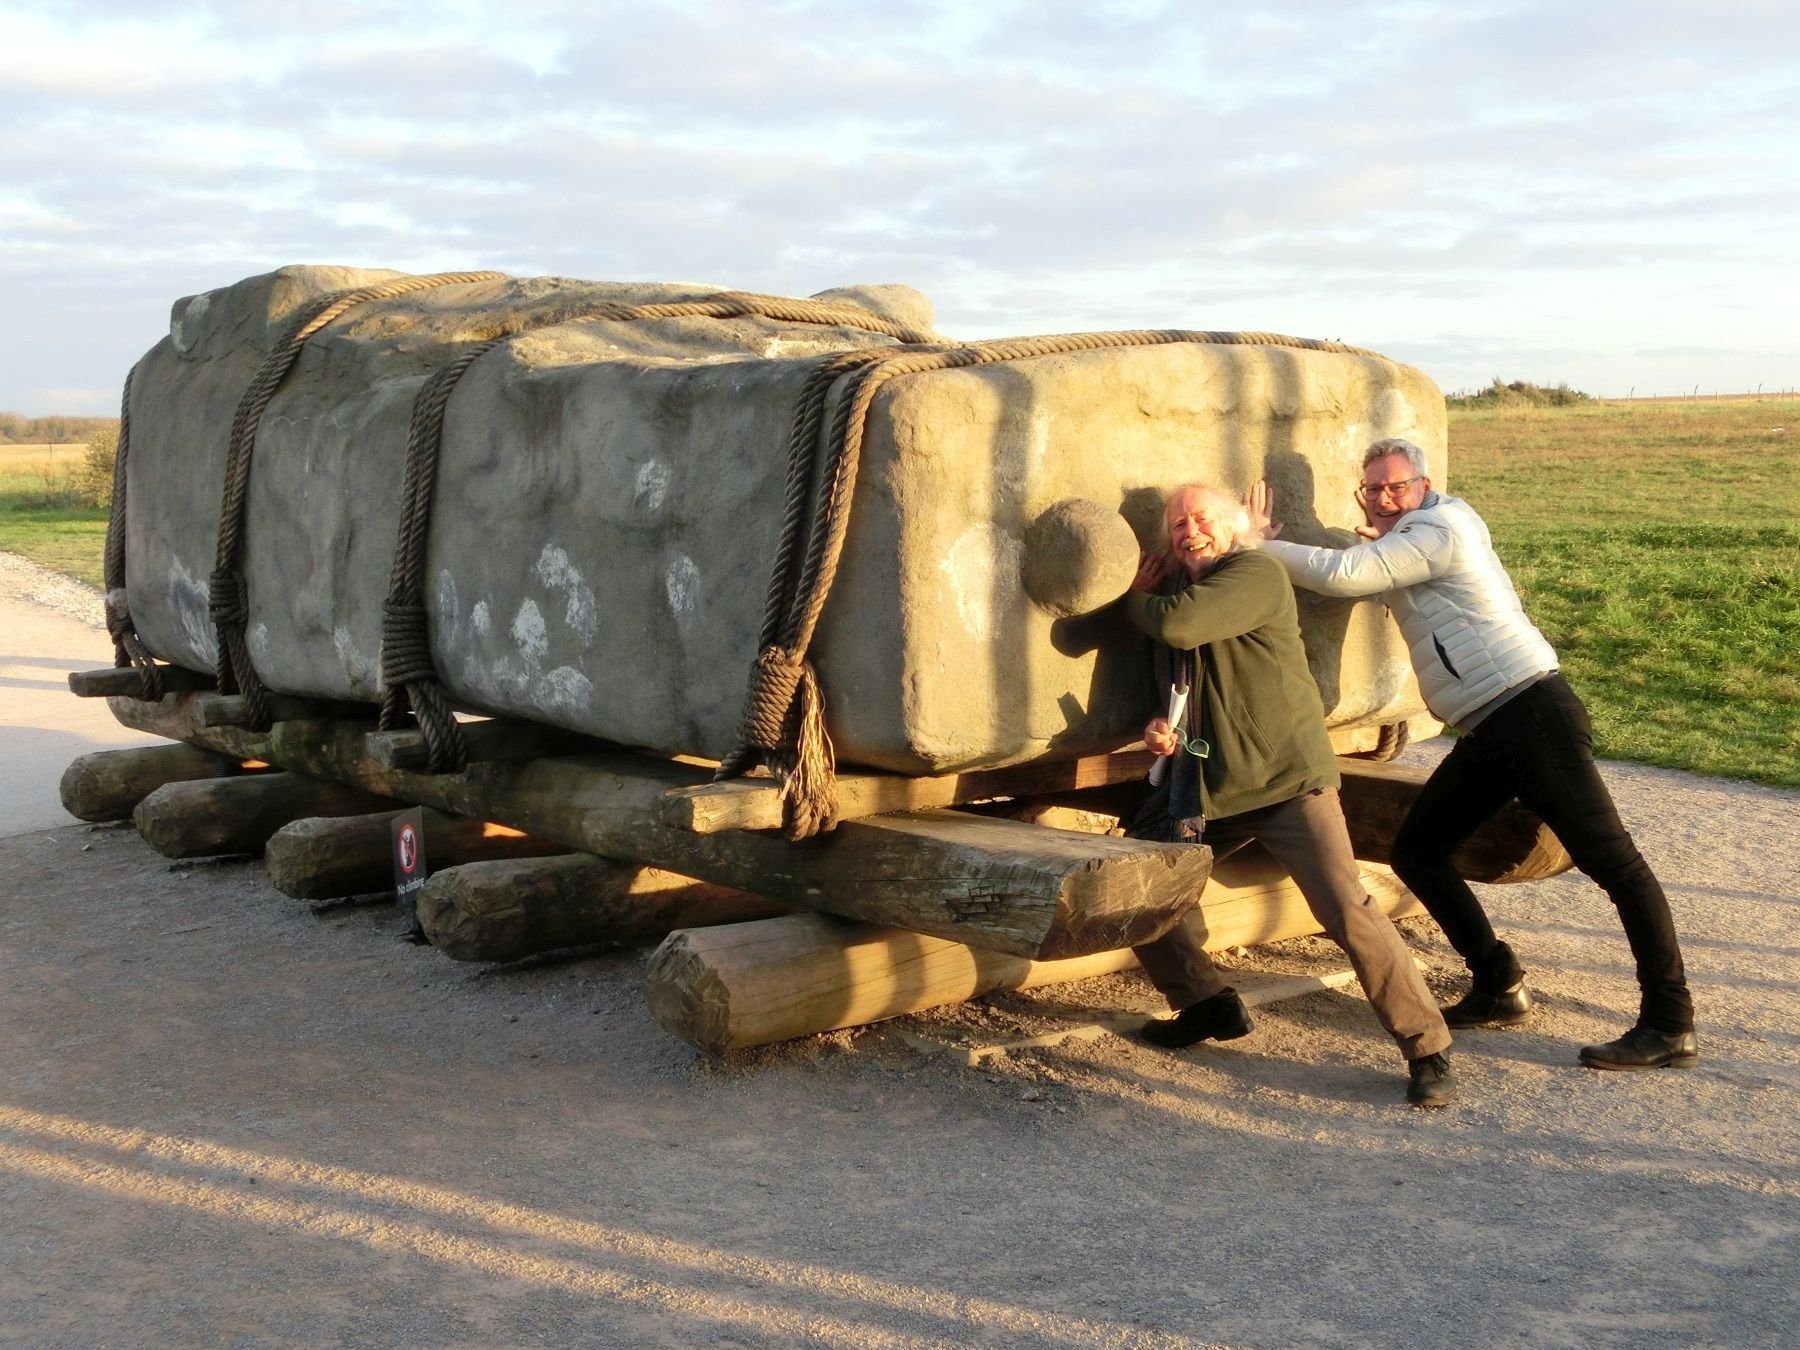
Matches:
[390,806,428,917]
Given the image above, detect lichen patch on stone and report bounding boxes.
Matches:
[510,598,548,658]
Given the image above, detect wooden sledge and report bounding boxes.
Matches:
[75,666,1571,1051]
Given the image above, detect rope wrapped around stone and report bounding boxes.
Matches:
[374,289,941,775]
[1367,720,1411,762]
[716,327,1384,839]
[207,271,509,730]
[380,598,464,774]
[100,362,165,699]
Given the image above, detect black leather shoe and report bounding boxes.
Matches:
[1406,1052,1456,1108]
[1141,989,1254,1048]
[1579,1024,1699,1070]
[1441,979,1533,1028]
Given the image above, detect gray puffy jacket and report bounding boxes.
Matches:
[1260,492,1558,728]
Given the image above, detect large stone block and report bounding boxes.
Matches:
[120,266,1444,774]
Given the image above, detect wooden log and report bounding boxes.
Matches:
[1018,756,1572,885]
[68,664,212,697]
[59,742,254,822]
[417,854,788,962]
[645,852,1421,1052]
[106,695,1208,958]
[1337,759,1571,883]
[131,772,397,859]
[661,748,1159,833]
[263,808,570,899]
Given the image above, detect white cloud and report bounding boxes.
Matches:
[1,0,1796,411]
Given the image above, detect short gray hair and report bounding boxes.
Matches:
[1363,438,1429,476]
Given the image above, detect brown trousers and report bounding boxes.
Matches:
[1134,788,1452,1062]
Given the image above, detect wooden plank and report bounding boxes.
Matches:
[106,694,1211,959]
[644,854,1419,1052]
[417,854,787,962]
[365,718,597,770]
[263,808,568,900]
[68,665,213,698]
[662,748,1160,833]
[107,694,272,762]
[196,692,370,728]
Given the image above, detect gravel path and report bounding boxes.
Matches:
[2,554,1797,1346]
[0,551,106,628]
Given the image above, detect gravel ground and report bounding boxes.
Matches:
[0,551,106,627]
[2,556,1797,1347]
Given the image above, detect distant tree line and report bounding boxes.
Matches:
[1447,379,1593,409]
[0,412,120,444]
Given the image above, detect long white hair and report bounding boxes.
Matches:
[1163,482,1265,558]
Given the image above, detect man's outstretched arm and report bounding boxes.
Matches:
[1249,472,1453,599]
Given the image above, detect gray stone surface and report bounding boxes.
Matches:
[121,266,1446,773]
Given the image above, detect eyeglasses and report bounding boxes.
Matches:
[1354,475,1423,503]
[1175,729,1210,759]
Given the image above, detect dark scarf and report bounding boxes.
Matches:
[1127,566,1207,842]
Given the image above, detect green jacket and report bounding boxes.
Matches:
[1126,548,1339,821]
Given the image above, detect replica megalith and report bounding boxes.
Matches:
[112,265,1445,782]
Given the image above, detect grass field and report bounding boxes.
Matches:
[0,444,110,587]
[1448,398,1799,787]
[0,443,110,588]
[3,401,1797,784]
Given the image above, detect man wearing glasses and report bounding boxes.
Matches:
[1251,439,1697,1070]
[1124,482,1455,1107]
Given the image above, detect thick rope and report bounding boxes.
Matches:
[718,328,1385,839]
[101,362,164,699]
[209,271,508,728]
[376,290,940,774]
[1364,720,1411,762]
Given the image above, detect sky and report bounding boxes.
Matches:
[3,0,1796,415]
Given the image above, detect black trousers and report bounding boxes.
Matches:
[1390,674,1693,1033]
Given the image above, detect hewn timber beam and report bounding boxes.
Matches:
[196,692,372,728]
[107,695,274,761]
[417,854,787,963]
[1336,759,1571,883]
[365,718,599,771]
[661,748,1160,833]
[68,664,213,698]
[106,694,1210,959]
[645,854,1419,1052]
[1010,756,1573,886]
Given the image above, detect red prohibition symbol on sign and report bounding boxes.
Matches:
[397,822,419,875]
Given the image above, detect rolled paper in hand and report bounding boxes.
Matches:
[1147,683,1191,787]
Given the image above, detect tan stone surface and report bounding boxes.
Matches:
[119,267,1444,774]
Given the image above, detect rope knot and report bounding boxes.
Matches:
[207,569,246,627]
[741,646,807,749]
[381,600,438,689]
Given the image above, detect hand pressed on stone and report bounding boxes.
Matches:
[1131,550,1172,593]
[1245,480,1283,540]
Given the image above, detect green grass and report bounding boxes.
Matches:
[0,450,111,588]
[1449,398,1800,786]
